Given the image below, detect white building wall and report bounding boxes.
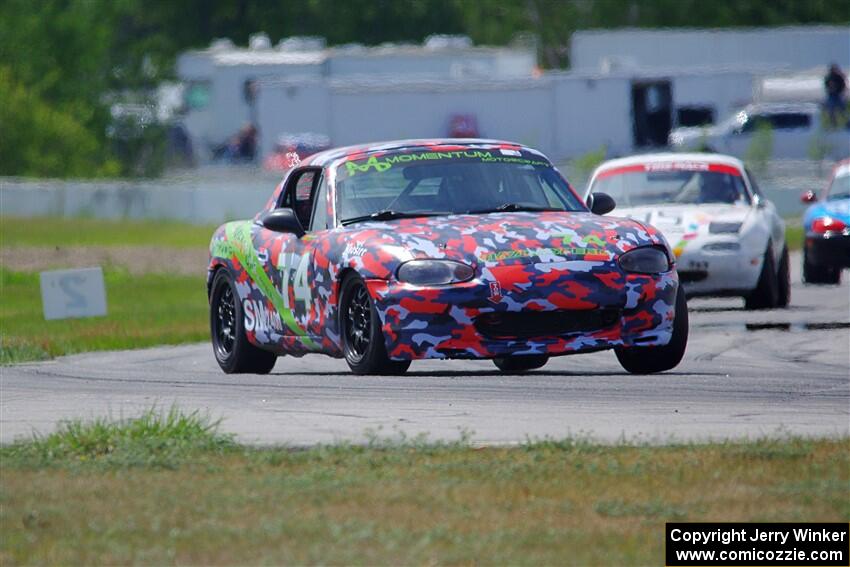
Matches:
[571,26,850,72]
[671,72,755,123]
[327,49,536,79]
[257,78,557,157]
[203,63,323,145]
[177,44,536,155]
[551,75,633,159]
[256,80,331,157]
[330,81,554,152]
[255,70,763,165]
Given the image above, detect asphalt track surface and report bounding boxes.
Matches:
[2,253,848,445]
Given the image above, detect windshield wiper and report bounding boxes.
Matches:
[340,209,452,226]
[466,203,564,214]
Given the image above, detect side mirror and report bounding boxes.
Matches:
[801,190,818,204]
[586,192,616,215]
[261,208,305,237]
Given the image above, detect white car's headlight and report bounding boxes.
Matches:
[618,247,671,274]
[397,259,474,285]
[709,221,742,234]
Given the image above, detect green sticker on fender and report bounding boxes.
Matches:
[212,221,317,349]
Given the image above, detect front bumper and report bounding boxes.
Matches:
[366,264,679,360]
[805,231,850,269]
[675,245,763,297]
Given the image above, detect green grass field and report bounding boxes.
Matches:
[785,223,803,250]
[0,216,217,248]
[1,411,847,565]
[0,268,208,363]
[1,216,213,363]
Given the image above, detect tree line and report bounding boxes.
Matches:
[1,0,847,178]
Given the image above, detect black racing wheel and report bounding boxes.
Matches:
[339,273,411,375]
[776,246,791,308]
[745,243,779,310]
[210,269,277,374]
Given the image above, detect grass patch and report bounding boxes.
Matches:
[1,216,212,362]
[785,223,803,251]
[0,267,208,363]
[0,216,216,248]
[1,414,847,565]
[1,407,234,469]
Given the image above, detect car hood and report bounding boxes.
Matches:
[333,211,667,276]
[610,203,750,253]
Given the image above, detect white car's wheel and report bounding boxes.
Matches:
[776,246,791,308]
[745,244,779,310]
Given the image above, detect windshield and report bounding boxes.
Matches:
[591,164,750,207]
[335,149,584,224]
[828,174,850,201]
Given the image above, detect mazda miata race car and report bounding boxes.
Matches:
[208,139,687,375]
[801,159,850,284]
[587,153,789,309]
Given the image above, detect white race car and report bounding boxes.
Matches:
[586,153,789,309]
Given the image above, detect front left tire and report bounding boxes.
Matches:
[615,283,688,374]
[210,269,277,374]
[339,273,411,375]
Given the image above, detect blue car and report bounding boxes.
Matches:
[801,159,850,284]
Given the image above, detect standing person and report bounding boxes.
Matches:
[824,63,847,127]
[236,124,258,162]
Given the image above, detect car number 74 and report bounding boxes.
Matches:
[278,251,310,314]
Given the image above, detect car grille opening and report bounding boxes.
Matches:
[474,309,620,339]
[677,270,708,283]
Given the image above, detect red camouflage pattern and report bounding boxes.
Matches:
[208,139,680,361]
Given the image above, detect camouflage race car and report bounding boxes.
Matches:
[208,139,688,375]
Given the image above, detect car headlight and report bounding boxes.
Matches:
[619,246,671,274]
[397,259,474,285]
[709,221,742,234]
